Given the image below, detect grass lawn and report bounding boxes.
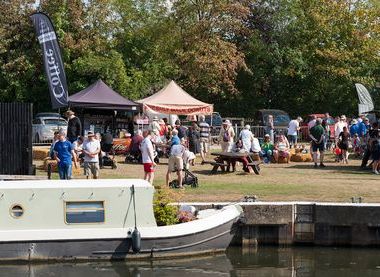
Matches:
[35,148,380,203]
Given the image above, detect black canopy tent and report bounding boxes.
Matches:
[69,79,139,110]
[68,79,139,136]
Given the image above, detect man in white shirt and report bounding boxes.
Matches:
[140,130,156,184]
[287,116,303,148]
[82,131,101,179]
[166,134,185,188]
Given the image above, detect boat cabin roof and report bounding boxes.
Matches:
[0,179,151,189]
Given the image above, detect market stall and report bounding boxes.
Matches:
[137,80,213,116]
[68,79,138,154]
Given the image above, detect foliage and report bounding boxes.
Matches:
[0,0,379,117]
[153,185,182,226]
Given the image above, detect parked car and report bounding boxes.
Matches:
[255,109,291,127]
[32,113,68,143]
[205,112,223,127]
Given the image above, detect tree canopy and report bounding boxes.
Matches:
[0,0,379,117]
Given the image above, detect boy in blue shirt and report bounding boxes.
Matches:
[53,129,78,179]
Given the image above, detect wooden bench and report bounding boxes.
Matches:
[209,162,227,173]
[246,161,263,175]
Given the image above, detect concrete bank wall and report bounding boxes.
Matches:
[185,202,380,247]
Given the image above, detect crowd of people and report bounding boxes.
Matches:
[49,109,380,184]
[290,113,380,173]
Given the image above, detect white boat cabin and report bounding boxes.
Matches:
[0,179,156,242]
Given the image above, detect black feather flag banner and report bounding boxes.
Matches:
[30,12,68,109]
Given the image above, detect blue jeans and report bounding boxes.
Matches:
[58,162,72,180]
[288,135,297,147]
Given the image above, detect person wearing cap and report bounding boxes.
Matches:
[53,129,78,180]
[149,116,161,136]
[287,116,303,148]
[82,131,101,179]
[260,134,274,163]
[219,119,235,152]
[166,132,186,188]
[140,130,156,184]
[65,109,82,143]
[310,118,326,167]
[238,125,254,152]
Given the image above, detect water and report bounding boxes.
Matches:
[2,246,380,276]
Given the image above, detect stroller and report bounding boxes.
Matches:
[169,151,198,189]
[100,134,117,169]
[169,168,198,188]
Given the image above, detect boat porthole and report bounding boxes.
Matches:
[10,204,24,218]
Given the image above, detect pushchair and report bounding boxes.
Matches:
[169,168,198,188]
[169,153,198,188]
[100,135,117,169]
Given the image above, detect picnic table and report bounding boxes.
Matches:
[209,152,262,175]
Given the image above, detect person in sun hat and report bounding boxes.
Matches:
[334,115,348,144]
[149,116,161,136]
[219,119,235,152]
[65,109,82,143]
[82,131,101,179]
[349,118,359,137]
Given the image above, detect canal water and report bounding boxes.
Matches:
[1,246,380,276]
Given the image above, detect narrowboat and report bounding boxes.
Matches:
[0,179,242,261]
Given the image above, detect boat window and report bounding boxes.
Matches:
[10,205,24,218]
[65,201,104,224]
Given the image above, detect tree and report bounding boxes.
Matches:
[239,0,380,116]
[171,0,250,102]
[0,0,51,111]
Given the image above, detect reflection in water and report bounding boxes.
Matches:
[2,247,380,276]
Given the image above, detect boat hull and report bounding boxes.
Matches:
[0,217,238,262]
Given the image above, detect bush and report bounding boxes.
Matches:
[153,186,183,226]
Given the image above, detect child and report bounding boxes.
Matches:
[333,145,343,163]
